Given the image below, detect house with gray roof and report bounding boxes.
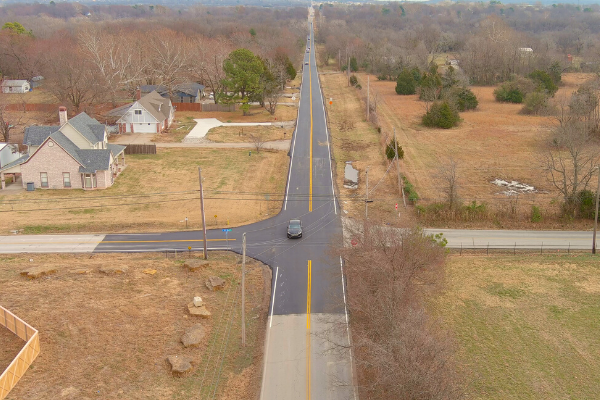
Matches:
[115,90,174,134]
[1,79,30,94]
[0,107,126,190]
[140,83,205,103]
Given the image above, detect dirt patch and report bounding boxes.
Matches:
[206,125,290,143]
[0,324,24,373]
[0,252,269,400]
[0,147,288,234]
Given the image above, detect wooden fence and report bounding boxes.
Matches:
[0,306,40,400]
[173,103,236,112]
[124,144,157,155]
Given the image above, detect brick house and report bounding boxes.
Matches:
[0,107,126,190]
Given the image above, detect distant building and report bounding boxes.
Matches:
[519,47,534,53]
[1,80,31,94]
[140,82,206,103]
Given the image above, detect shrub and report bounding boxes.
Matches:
[548,61,562,85]
[577,190,597,219]
[410,67,422,84]
[419,72,442,101]
[455,88,478,111]
[422,101,460,129]
[403,176,419,203]
[531,205,542,222]
[350,56,358,72]
[385,140,404,160]
[395,69,417,95]
[349,75,358,86]
[355,84,362,90]
[377,74,388,81]
[494,84,524,103]
[529,70,558,96]
[521,91,550,115]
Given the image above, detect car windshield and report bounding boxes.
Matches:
[289,221,301,228]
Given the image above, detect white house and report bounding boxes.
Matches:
[115,90,175,134]
[1,80,31,94]
[0,143,23,168]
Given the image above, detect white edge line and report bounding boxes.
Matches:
[316,59,338,215]
[260,266,278,400]
[340,256,358,400]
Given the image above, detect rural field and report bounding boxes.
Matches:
[0,252,269,400]
[318,69,413,226]
[363,71,599,229]
[0,147,288,234]
[436,254,600,399]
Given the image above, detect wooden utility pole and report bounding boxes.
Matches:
[593,167,600,254]
[365,166,369,219]
[242,232,246,345]
[198,167,208,260]
[367,75,370,121]
[347,51,350,87]
[394,128,406,208]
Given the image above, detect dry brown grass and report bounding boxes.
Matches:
[176,103,297,124]
[319,71,416,227]
[206,125,289,143]
[357,72,600,229]
[0,322,23,373]
[0,89,56,105]
[0,147,288,234]
[0,252,269,400]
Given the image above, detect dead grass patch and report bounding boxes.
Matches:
[0,252,269,400]
[206,125,289,143]
[0,147,288,234]
[176,103,296,124]
[0,89,56,105]
[435,254,600,399]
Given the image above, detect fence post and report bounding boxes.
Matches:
[514,242,516,255]
[487,243,489,255]
[541,242,543,255]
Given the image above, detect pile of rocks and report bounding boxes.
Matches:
[187,296,211,318]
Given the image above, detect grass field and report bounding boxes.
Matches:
[0,147,288,234]
[0,252,269,400]
[175,103,297,125]
[436,254,600,399]
[364,72,599,228]
[206,125,289,143]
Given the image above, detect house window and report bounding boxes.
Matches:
[40,172,48,188]
[83,173,97,189]
[63,172,71,188]
[134,109,142,115]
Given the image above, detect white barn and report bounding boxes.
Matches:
[1,80,31,94]
[116,90,174,134]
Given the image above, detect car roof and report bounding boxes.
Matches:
[289,219,301,224]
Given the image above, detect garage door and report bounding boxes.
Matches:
[133,123,156,133]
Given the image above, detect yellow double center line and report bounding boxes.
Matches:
[306,259,312,399]
[308,48,313,212]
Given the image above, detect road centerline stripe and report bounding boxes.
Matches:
[306,259,312,400]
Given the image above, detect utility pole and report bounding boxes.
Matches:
[242,232,246,346]
[394,128,406,208]
[198,167,208,260]
[593,167,600,254]
[367,75,370,121]
[365,166,369,219]
[347,51,350,87]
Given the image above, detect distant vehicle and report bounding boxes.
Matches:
[287,219,302,239]
[208,93,214,100]
[305,61,309,65]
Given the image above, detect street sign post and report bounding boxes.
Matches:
[222,228,232,248]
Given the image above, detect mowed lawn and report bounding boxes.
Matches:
[436,255,600,399]
[0,148,288,233]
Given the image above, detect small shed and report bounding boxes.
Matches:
[1,80,31,94]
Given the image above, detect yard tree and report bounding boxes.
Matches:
[146,29,191,95]
[189,36,233,104]
[395,69,417,95]
[222,48,264,114]
[422,101,460,129]
[350,56,358,72]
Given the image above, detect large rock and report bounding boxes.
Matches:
[181,324,206,348]
[184,260,209,272]
[99,266,128,275]
[167,355,195,376]
[187,303,211,318]
[20,266,58,279]
[205,276,226,291]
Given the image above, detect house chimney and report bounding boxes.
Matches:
[136,88,141,100]
[59,106,68,126]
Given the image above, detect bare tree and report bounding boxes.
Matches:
[340,224,463,400]
[249,132,265,153]
[544,98,600,216]
[146,29,191,94]
[188,36,232,104]
[437,157,460,209]
[0,104,19,143]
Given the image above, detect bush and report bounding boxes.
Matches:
[577,190,597,219]
[531,205,542,222]
[494,84,525,103]
[349,75,358,86]
[377,74,388,81]
[455,88,478,111]
[403,176,419,203]
[350,56,358,72]
[529,70,558,96]
[355,84,362,90]
[521,91,550,115]
[419,72,442,101]
[385,140,404,160]
[395,69,417,95]
[422,101,460,129]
